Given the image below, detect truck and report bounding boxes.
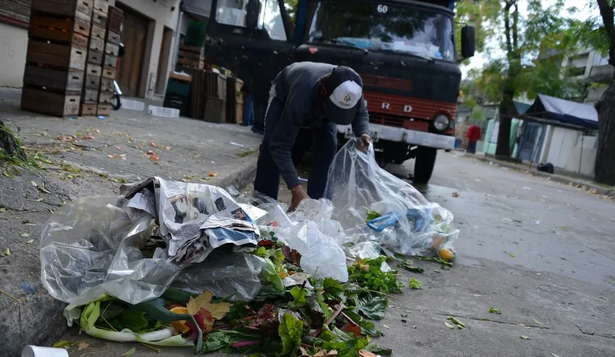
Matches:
[204,0,475,183]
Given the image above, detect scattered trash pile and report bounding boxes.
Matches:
[40,140,459,356]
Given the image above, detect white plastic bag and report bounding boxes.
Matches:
[325,139,459,257]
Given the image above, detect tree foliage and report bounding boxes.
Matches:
[455,0,588,156]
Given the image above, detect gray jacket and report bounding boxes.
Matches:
[269,62,370,189]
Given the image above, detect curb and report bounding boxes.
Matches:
[469,154,614,197]
[0,156,259,357]
[211,156,258,193]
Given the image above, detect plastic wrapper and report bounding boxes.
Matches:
[40,178,266,325]
[258,199,349,282]
[325,139,459,256]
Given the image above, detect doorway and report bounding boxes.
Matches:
[116,5,148,98]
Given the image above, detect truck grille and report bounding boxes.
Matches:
[369,114,430,132]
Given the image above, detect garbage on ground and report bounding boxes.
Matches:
[39,139,459,356]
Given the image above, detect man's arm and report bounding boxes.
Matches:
[351,96,370,136]
[269,105,302,189]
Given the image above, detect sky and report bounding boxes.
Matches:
[460,0,601,78]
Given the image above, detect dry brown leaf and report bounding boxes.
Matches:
[186,291,232,320]
[209,172,218,177]
[77,340,89,351]
[149,141,157,147]
[452,192,459,198]
[359,351,378,357]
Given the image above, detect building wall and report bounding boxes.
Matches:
[115,0,181,100]
[0,23,27,87]
[545,127,597,176]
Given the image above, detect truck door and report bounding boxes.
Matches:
[205,0,295,123]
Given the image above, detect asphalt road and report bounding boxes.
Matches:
[57,150,615,357]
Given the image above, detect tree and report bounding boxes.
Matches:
[456,0,585,157]
[577,0,615,185]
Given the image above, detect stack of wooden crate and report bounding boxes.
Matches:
[178,44,205,70]
[80,0,108,115]
[99,5,123,116]
[226,77,244,124]
[21,0,93,117]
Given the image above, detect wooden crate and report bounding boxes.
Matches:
[93,0,110,13]
[21,88,81,116]
[80,103,97,115]
[91,24,106,40]
[86,64,102,77]
[103,55,117,68]
[89,37,105,52]
[30,15,90,38]
[98,91,113,104]
[178,49,204,61]
[106,31,120,44]
[23,65,84,92]
[177,57,204,69]
[92,9,108,26]
[28,27,88,50]
[82,89,98,103]
[102,66,116,79]
[84,75,100,90]
[87,50,103,65]
[97,104,111,116]
[106,6,123,33]
[31,0,93,22]
[105,42,119,56]
[204,97,226,123]
[100,77,114,91]
[26,41,86,71]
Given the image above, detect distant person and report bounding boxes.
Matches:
[254,62,372,211]
[466,124,481,154]
[241,84,255,127]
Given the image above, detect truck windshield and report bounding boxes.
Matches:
[308,1,455,61]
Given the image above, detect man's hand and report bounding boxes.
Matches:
[289,185,310,212]
[356,133,373,151]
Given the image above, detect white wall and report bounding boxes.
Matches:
[116,0,181,99]
[546,127,597,176]
[0,23,27,87]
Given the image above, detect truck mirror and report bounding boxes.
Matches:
[246,0,260,30]
[461,25,476,58]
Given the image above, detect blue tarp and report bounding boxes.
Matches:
[526,94,599,130]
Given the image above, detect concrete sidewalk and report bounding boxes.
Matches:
[464,151,615,197]
[0,87,263,356]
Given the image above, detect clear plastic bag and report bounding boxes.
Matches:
[40,178,266,324]
[325,139,459,257]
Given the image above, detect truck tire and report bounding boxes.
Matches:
[414,146,437,184]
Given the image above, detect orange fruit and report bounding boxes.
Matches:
[439,248,455,262]
[169,307,191,334]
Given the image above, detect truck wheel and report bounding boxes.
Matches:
[414,146,437,184]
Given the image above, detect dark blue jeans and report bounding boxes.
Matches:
[254,97,337,200]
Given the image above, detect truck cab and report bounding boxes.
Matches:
[205,0,475,183]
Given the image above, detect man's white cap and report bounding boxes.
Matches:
[324,66,363,125]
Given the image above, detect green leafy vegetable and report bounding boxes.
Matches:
[289,286,308,310]
[400,260,424,273]
[322,336,369,357]
[203,330,262,353]
[419,256,453,267]
[409,278,423,290]
[278,312,304,356]
[356,295,388,320]
[323,277,346,301]
[252,247,269,258]
[489,307,502,314]
[347,257,402,294]
[261,258,285,294]
[366,210,381,221]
